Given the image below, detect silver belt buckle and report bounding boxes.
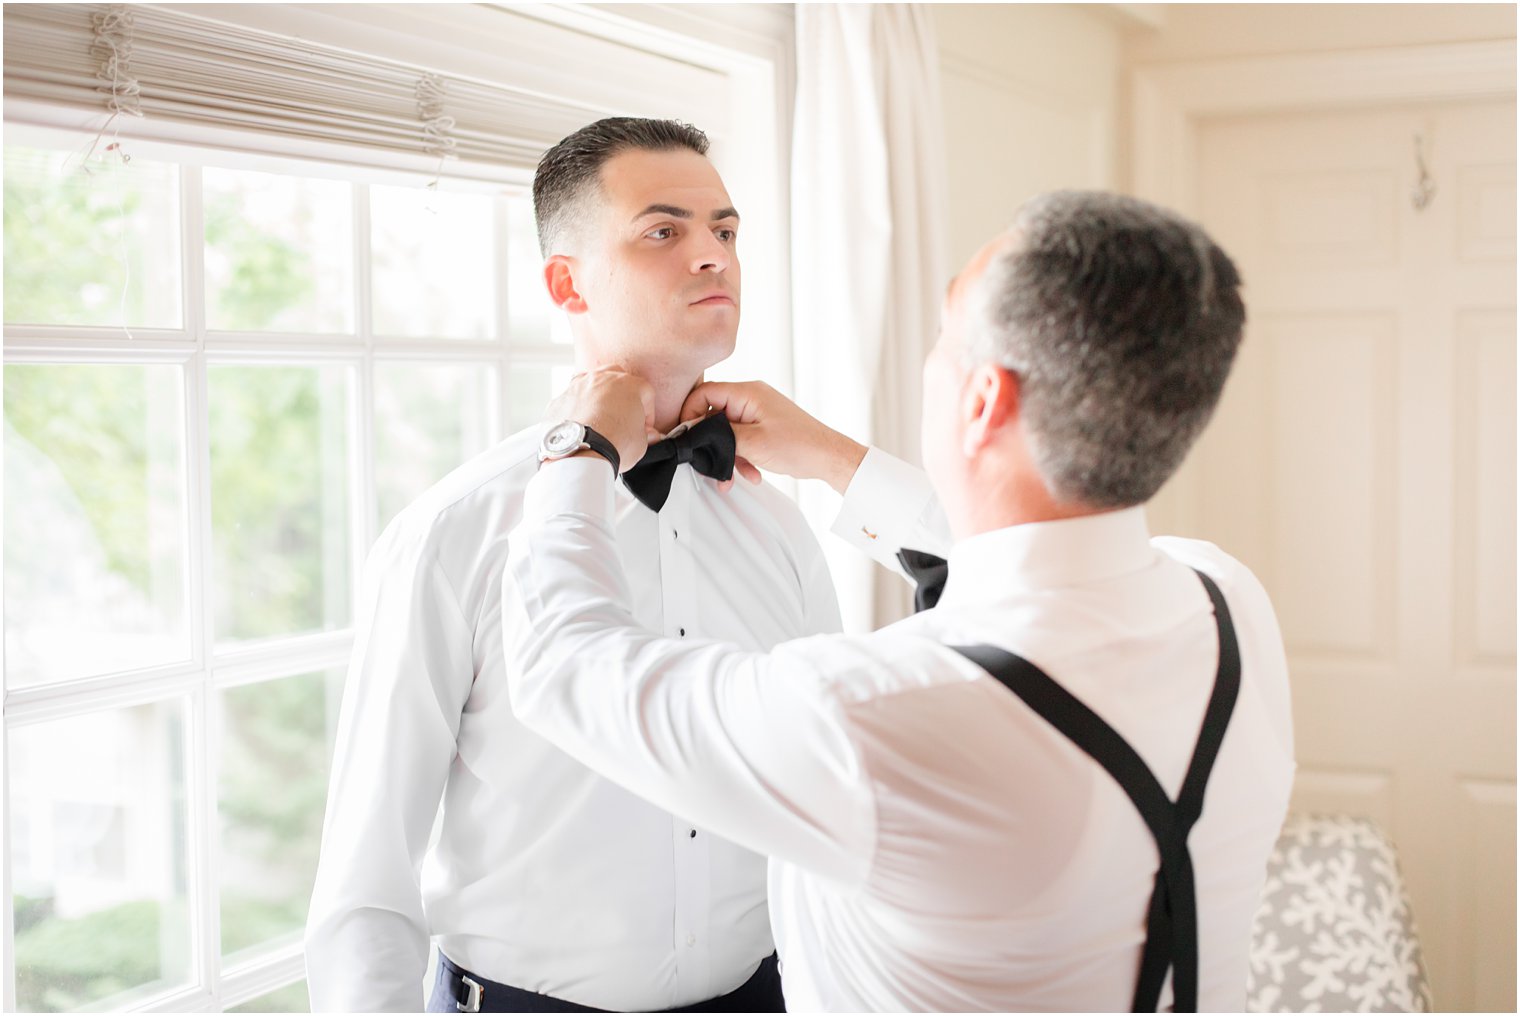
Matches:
[456,973,483,1013]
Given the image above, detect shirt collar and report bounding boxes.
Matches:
[938,506,1156,605]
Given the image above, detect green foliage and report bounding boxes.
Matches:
[3,151,151,327]
[14,899,173,1012]
[222,677,330,842]
[218,674,332,957]
[4,365,160,594]
[203,191,316,332]
[13,893,54,935]
[209,367,349,641]
[219,894,309,958]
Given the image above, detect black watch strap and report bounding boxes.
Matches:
[580,425,621,475]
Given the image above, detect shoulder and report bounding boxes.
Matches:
[1151,533,1294,745]
[1150,534,1278,624]
[366,425,543,580]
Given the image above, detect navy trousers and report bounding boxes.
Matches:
[427,950,785,1013]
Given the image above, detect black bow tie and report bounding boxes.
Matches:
[622,414,737,512]
[896,547,948,613]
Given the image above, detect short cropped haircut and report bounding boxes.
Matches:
[532,117,711,256]
[969,191,1246,508]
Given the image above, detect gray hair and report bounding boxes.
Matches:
[532,117,710,257]
[967,190,1246,508]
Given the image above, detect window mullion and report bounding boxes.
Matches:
[4,328,197,354]
[494,196,516,442]
[3,723,15,1011]
[212,631,355,690]
[215,941,307,1012]
[354,181,377,598]
[181,159,224,1006]
[4,666,209,728]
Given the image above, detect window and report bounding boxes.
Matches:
[3,133,572,1011]
[4,1,789,1008]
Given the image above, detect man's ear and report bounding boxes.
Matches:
[961,363,1019,457]
[544,255,588,314]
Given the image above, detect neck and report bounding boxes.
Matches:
[645,372,702,435]
[577,349,699,435]
[951,453,1106,539]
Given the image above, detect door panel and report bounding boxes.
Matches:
[1184,98,1516,1011]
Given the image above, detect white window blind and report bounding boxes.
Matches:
[2,2,613,180]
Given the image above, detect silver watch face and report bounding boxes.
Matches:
[541,420,587,459]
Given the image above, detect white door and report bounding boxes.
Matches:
[1173,98,1516,1011]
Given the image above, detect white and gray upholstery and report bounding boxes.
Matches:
[1247,813,1434,1012]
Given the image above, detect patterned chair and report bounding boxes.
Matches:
[1247,813,1434,1012]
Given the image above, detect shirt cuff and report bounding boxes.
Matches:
[524,455,618,525]
[830,446,942,565]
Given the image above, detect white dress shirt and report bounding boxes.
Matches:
[305,425,841,1012]
[503,450,1297,1012]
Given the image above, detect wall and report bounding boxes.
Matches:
[934,4,1128,274]
[934,3,1516,299]
[1126,2,1515,63]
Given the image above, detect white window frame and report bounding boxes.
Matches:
[3,5,794,1011]
[3,124,574,1012]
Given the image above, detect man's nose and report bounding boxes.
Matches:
[688,230,729,274]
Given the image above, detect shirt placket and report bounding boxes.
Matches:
[660,470,713,1003]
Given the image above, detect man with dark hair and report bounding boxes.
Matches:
[532,117,712,257]
[501,192,1295,1010]
[306,117,842,1012]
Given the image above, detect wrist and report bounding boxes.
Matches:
[539,420,621,475]
[824,433,868,495]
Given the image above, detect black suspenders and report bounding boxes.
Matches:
[950,570,1242,1013]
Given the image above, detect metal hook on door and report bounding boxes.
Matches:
[1411,134,1436,211]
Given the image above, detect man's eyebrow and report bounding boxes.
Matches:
[633,203,693,221]
[630,204,741,223]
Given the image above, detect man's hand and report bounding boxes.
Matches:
[680,381,867,495]
[545,367,657,472]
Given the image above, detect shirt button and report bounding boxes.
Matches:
[689,829,697,838]
[673,529,679,539]
[679,628,686,637]
[686,933,697,947]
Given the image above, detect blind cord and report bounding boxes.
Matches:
[87,4,141,339]
[416,72,456,195]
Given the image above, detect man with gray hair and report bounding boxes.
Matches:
[500,191,1296,1010]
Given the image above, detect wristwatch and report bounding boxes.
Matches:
[538,420,620,475]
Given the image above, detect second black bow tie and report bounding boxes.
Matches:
[622,413,737,512]
[897,547,948,613]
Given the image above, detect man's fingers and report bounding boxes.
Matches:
[680,385,717,424]
[729,420,766,462]
[685,381,764,425]
[709,459,759,494]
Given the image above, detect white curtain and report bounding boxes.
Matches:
[792,3,949,633]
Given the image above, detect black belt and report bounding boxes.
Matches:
[436,950,784,1013]
[950,568,1241,1013]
